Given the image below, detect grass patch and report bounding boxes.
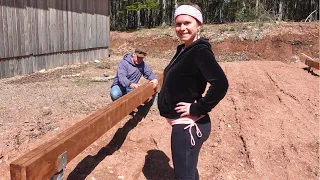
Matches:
[219,26,236,33]
[217,54,249,62]
[0,106,7,110]
[89,59,112,69]
[72,78,92,87]
[95,62,111,69]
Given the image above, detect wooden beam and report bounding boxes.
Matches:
[10,73,163,180]
[304,58,319,70]
[301,53,319,70]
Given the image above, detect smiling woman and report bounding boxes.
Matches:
[157,3,229,180]
[174,4,203,47]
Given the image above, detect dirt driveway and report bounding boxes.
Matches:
[0,22,319,180]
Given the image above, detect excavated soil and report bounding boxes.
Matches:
[0,22,319,180]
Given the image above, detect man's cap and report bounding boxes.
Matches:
[134,46,148,58]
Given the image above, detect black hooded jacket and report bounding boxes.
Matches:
[157,38,229,119]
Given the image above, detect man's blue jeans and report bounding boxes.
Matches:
[110,85,133,101]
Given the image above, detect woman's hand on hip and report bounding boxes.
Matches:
[175,101,205,120]
[175,102,192,117]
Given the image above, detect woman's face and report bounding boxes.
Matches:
[175,14,201,46]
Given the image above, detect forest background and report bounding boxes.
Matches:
[110,0,319,30]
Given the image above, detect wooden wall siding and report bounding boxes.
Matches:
[0,0,110,79]
[0,48,109,78]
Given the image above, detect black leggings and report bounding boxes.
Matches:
[171,115,211,180]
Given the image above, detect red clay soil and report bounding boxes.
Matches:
[0,22,318,180]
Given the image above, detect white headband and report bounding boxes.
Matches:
[174,5,203,24]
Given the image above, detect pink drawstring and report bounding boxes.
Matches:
[167,116,204,146]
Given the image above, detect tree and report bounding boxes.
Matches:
[162,0,167,26]
[122,0,159,28]
[109,0,319,30]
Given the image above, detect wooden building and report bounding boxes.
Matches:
[0,0,110,79]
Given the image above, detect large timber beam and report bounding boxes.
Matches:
[10,73,163,180]
[304,58,319,70]
[301,53,319,70]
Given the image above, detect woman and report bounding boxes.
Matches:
[157,3,229,180]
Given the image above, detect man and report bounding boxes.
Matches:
[110,47,158,101]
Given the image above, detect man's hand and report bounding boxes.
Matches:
[130,83,140,89]
[149,79,158,89]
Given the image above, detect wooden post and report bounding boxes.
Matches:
[10,73,163,180]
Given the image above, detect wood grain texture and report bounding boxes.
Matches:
[0,0,110,79]
[10,74,163,180]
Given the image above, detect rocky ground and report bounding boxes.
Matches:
[0,22,319,180]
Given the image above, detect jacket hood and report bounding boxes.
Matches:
[196,37,211,48]
[123,53,135,66]
[178,37,211,52]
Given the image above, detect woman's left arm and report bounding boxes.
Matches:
[189,48,229,117]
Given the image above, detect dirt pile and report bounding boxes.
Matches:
[0,22,318,180]
[111,22,318,63]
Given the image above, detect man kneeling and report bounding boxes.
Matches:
[110,46,158,101]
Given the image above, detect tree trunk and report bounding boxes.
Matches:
[162,0,166,26]
[256,0,259,14]
[278,0,283,21]
[137,10,141,28]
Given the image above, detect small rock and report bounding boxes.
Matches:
[227,124,232,128]
[61,74,81,78]
[41,107,52,116]
[117,175,124,179]
[213,142,219,147]
[91,76,115,82]
[94,60,101,63]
